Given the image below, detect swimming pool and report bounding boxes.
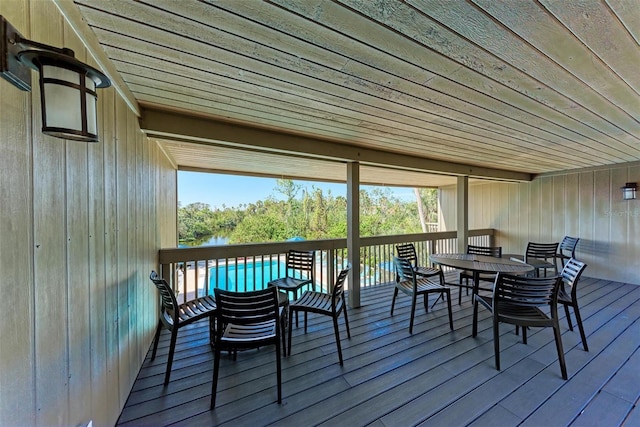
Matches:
[209,259,287,292]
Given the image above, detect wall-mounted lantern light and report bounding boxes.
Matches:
[622,182,637,200]
[1,15,111,142]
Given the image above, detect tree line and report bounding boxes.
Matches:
[178,179,438,244]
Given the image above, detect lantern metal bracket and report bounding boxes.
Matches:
[1,15,109,91]
[0,15,31,91]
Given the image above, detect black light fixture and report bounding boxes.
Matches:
[1,15,111,142]
[622,182,637,200]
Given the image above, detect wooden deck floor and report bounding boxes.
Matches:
[118,275,640,426]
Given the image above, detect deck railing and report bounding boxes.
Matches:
[158,229,495,303]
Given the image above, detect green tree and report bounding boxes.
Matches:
[179,182,439,244]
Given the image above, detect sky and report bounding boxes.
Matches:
[178,170,416,209]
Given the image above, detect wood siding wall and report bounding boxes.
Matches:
[0,1,176,425]
[439,166,640,285]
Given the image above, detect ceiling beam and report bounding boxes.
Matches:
[140,106,532,182]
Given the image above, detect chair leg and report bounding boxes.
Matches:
[210,346,221,409]
[553,322,568,380]
[390,288,399,315]
[445,290,454,330]
[150,320,163,360]
[430,293,443,309]
[493,316,501,371]
[564,304,574,330]
[281,311,287,357]
[293,290,299,328]
[423,293,429,312]
[209,316,215,348]
[409,293,417,334]
[304,311,308,334]
[459,277,469,305]
[164,328,179,386]
[573,305,589,351]
[432,273,445,308]
[287,307,295,356]
[522,325,528,345]
[472,295,480,337]
[333,315,344,365]
[342,301,351,339]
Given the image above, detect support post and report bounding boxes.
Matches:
[347,162,361,308]
[457,176,469,254]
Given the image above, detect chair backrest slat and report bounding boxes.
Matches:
[396,243,418,267]
[495,273,561,307]
[286,249,315,278]
[560,258,587,297]
[467,244,502,257]
[559,236,580,258]
[394,256,416,283]
[150,271,179,319]
[215,287,279,325]
[332,267,351,309]
[525,242,559,259]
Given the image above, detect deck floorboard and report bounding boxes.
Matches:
[117,275,640,426]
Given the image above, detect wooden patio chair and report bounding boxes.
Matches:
[472,273,567,379]
[458,244,502,304]
[288,266,351,365]
[558,258,589,351]
[391,256,454,334]
[556,236,580,271]
[396,243,445,307]
[512,242,559,277]
[268,249,316,326]
[148,271,217,386]
[211,286,282,409]
[395,243,444,283]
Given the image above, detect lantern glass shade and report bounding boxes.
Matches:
[39,64,100,142]
[16,48,109,142]
[622,183,637,200]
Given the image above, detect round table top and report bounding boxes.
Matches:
[429,253,534,275]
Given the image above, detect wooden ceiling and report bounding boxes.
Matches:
[70,0,640,186]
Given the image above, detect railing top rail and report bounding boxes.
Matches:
[160,229,495,264]
[159,239,347,263]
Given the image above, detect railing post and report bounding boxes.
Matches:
[327,249,335,292]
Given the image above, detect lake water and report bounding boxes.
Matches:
[179,235,229,247]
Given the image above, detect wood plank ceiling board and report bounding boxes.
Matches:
[474,0,640,114]
[87,2,544,159]
[410,0,640,149]
[539,0,640,95]
[99,30,565,173]
[349,0,640,157]
[272,0,632,164]
[215,0,623,167]
[607,0,640,45]
[200,1,616,165]
[72,0,640,181]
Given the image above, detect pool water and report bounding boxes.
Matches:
[209,259,287,292]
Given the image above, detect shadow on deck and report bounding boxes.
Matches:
[118,274,640,426]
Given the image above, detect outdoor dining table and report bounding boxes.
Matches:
[429,253,535,321]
